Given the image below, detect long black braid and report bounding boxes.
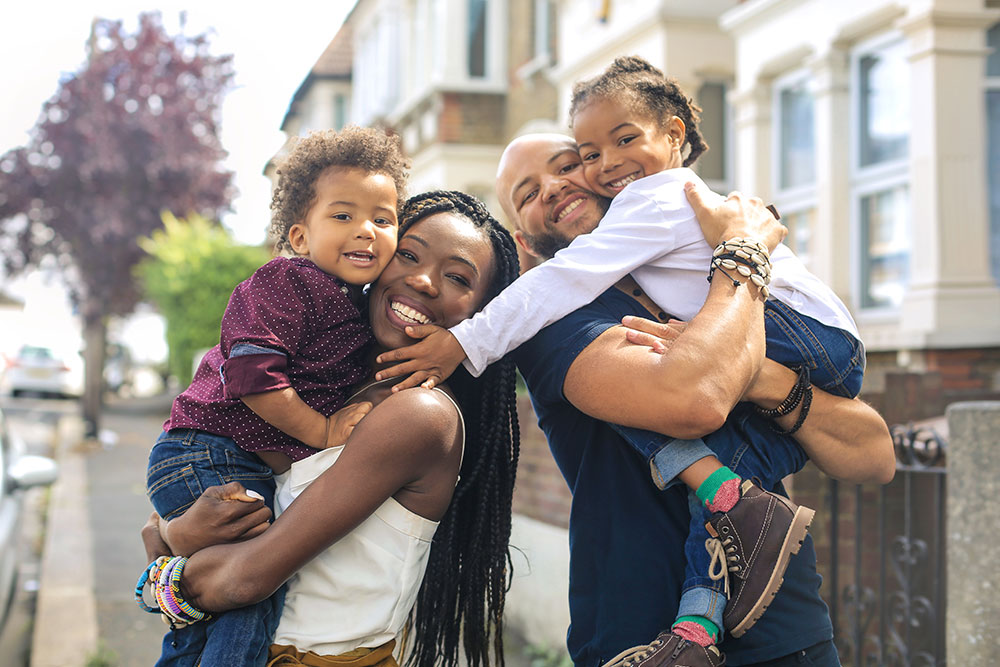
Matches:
[569,55,709,167]
[397,190,521,667]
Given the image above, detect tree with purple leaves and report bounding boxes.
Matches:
[0,13,234,435]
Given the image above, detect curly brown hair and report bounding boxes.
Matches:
[269,126,410,251]
[569,56,709,168]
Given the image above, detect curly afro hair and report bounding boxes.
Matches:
[269,126,410,251]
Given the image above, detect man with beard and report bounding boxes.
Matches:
[498,133,893,667]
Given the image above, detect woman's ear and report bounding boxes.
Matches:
[288,223,309,255]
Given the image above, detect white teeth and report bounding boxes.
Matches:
[390,302,430,324]
[609,174,637,189]
[556,198,582,222]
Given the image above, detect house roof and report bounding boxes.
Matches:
[279,23,354,132]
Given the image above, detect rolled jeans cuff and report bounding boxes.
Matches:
[650,438,715,490]
[677,584,726,634]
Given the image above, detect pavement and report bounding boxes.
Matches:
[30,395,537,667]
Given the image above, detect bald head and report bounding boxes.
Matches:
[496,133,578,228]
[493,132,607,260]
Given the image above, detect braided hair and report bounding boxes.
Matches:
[569,55,709,167]
[397,191,521,667]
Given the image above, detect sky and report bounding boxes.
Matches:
[0,1,355,361]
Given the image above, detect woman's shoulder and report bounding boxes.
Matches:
[361,387,463,458]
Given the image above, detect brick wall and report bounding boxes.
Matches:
[512,394,572,528]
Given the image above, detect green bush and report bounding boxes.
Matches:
[137,212,270,386]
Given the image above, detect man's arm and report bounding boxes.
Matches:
[563,188,780,439]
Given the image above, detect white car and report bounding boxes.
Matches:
[2,346,84,399]
[0,406,58,630]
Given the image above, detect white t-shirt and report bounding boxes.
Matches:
[451,168,859,376]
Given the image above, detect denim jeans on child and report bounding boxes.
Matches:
[147,429,286,667]
[613,300,864,633]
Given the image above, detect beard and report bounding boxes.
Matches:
[521,194,611,260]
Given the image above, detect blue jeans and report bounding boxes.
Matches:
[146,429,286,667]
[617,303,863,632]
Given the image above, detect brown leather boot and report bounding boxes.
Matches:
[705,480,815,638]
[603,631,725,667]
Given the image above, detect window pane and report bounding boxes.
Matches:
[784,208,814,266]
[468,0,487,78]
[779,82,815,189]
[988,23,1000,77]
[859,41,910,166]
[334,94,346,130]
[697,82,727,183]
[860,185,910,308]
[989,90,1000,284]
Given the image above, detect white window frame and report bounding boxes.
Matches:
[771,68,817,267]
[849,31,911,317]
[986,21,1000,285]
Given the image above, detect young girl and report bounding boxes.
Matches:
[377,57,865,659]
[144,126,409,665]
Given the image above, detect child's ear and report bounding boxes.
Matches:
[288,223,309,255]
[668,116,686,145]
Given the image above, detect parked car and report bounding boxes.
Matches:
[0,406,58,631]
[1,345,84,399]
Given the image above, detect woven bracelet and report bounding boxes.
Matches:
[755,365,809,418]
[771,382,813,435]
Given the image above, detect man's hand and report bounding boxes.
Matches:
[325,401,373,448]
[619,316,688,354]
[160,482,272,557]
[685,182,787,252]
[374,325,466,392]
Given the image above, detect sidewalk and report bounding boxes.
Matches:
[31,396,539,666]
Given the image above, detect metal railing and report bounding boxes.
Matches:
[828,423,947,666]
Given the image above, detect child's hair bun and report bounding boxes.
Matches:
[609,56,663,77]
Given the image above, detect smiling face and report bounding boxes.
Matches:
[369,212,496,351]
[496,134,609,260]
[572,97,685,199]
[287,166,399,286]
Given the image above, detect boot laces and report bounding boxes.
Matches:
[602,637,665,667]
[705,536,740,598]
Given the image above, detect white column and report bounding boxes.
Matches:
[898,5,1000,347]
[808,46,852,299]
[729,83,772,199]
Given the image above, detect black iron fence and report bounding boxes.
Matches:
[827,423,948,666]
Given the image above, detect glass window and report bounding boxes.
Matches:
[697,81,727,184]
[988,23,1000,77]
[468,0,487,78]
[989,23,1000,285]
[778,81,815,189]
[860,184,910,309]
[783,208,814,266]
[532,0,552,60]
[859,40,910,166]
[333,94,347,130]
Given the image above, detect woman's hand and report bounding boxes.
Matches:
[159,483,273,557]
[619,316,688,354]
[374,325,466,391]
[685,182,787,252]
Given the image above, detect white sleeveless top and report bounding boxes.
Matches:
[271,385,465,657]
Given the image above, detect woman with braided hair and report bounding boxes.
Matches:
[140,190,520,667]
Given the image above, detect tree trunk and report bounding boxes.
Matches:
[81,314,107,438]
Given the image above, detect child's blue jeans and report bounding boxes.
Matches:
[615,300,864,634]
[146,429,286,667]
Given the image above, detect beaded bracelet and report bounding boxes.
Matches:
[771,382,813,435]
[135,556,209,628]
[754,365,809,418]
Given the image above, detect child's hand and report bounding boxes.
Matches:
[373,325,466,392]
[620,316,688,354]
[324,401,373,448]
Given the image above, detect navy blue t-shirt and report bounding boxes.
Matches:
[511,286,833,666]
